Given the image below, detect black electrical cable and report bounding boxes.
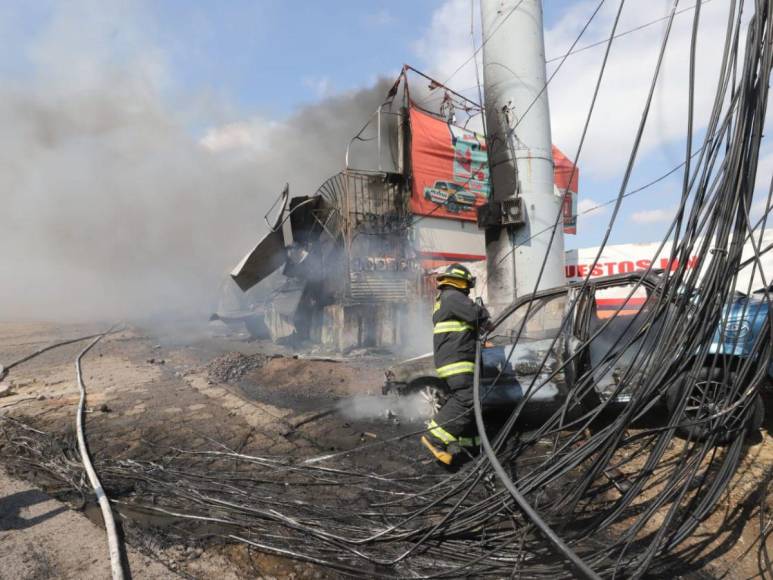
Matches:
[2,0,771,577]
[472,341,601,580]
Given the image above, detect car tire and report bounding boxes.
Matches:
[666,366,765,443]
[405,379,450,419]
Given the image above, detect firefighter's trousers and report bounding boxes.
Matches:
[430,373,479,447]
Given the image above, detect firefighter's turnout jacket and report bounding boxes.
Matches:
[432,287,490,378]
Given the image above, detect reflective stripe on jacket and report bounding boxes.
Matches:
[436,360,475,377]
[433,320,474,334]
[432,287,490,376]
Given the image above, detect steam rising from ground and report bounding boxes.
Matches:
[0,6,390,322]
[338,393,433,423]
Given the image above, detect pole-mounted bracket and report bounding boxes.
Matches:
[476,198,525,229]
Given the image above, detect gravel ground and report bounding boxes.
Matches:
[206,351,269,383]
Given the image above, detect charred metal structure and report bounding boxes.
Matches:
[231,168,421,350]
[227,65,579,352]
[229,68,474,351]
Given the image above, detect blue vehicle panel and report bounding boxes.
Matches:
[709,295,770,360]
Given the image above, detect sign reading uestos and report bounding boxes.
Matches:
[566,232,773,291]
[565,255,701,279]
[408,106,579,233]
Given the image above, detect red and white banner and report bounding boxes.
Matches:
[410,107,490,222]
[565,247,700,281]
[434,231,773,305]
[565,233,773,292]
[554,148,579,235]
[409,106,579,232]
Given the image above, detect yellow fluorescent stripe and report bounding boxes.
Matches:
[436,361,475,377]
[433,320,474,334]
[428,420,479,447]
[433,300,441,313]
[428,419,457,445]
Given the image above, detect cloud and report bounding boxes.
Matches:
[751,198,771,220]
[577,197,606,218]
[544,1,743,181]
[753,148,773,193]
[630,207,675,224]
[303,75,334,98]
[751,192,773,225]
[200,119,279,154]
[414,1,751,183]
[413,0,477,87]
[26,0,169,94]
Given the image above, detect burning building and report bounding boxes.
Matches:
[226,66,578,352]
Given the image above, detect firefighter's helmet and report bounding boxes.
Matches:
[437,263,476,290]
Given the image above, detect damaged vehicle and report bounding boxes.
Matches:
[383,271,771,441]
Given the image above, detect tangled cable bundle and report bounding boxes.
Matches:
[0,411,769,578]
[1,1,772,578]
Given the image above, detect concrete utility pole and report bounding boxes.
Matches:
[480,0,564,313]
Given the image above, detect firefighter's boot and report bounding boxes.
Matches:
[420,436,461,466]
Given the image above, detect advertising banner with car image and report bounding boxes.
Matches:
[408,106,579,232]
[409,107,490,222]
[554,148,579,235]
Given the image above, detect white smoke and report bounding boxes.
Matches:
[0,2,391,322]
[338,393,435,423]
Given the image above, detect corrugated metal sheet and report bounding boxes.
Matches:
[349,272,409,303]
[231,229,287,292]
[231,187,290,292]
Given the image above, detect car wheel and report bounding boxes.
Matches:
[406,380,449,419]
[666,367,765,443]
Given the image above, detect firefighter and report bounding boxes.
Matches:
[421,263,490,466]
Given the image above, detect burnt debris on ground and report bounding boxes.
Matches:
[0,319,771,578]
[206,352,269,384]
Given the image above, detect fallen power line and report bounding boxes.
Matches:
[0,0,771,577]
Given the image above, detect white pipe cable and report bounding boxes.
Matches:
[75,332,126,580]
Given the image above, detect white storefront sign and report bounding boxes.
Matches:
[566,230,773,292]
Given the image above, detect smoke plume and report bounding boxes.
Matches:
[0,6,391,322]
[338,393,434,424]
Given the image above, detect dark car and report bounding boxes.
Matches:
[383,272,770,441]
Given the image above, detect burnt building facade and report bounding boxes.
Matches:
[227,66,578,352]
